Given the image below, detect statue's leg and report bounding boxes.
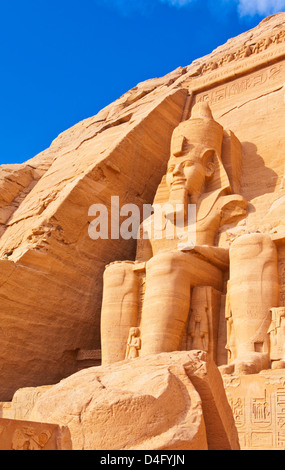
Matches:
[139,251,223,356]
[222,233,279,375]
[101,261,139,364]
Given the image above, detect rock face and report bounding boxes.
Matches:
[0,83,187,400]
[0,11,285,451]
[0,351,239,451]
[0,13,283,401]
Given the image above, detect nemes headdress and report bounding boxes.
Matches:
[154,102,231,205]
[170,102,224,160]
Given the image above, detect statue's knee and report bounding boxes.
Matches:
[230,233,276,261]
[146,251,183,275]
[104,261,136,288]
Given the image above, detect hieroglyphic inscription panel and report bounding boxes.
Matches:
[192,62,285,117]
[224,370,285,450]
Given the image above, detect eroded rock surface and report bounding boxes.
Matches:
[1,351,239,450]
[0,13,284,403]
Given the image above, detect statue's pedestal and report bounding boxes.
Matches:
[223,369,285,450]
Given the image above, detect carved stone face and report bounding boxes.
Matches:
[166,155,206,196]
[166,147,215,198]
[129,327,139,337]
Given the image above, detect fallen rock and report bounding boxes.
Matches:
[2,351,240,450]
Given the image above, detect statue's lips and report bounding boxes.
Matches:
[171,178,186,187]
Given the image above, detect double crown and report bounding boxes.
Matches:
[170,102,224,159]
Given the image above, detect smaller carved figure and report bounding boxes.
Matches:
[11,428,51,450]
[268,307,285,369]
[231,398,244,425]
[218,53,235,67]
[253,38,272,54]
[235,45,252,60]
[189,306,209,352]
[225,283,236,363]
[273,30,285,44]
[201,61,218,74]
[125,327,141,360]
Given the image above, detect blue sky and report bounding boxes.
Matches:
[1,0,284,165]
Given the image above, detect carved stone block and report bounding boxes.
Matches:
[0,418,72,450]
[223,370,285,450]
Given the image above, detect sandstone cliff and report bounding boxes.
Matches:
[0,13,285,400]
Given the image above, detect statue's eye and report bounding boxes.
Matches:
[168,166,175,173]
[184,161,194,167]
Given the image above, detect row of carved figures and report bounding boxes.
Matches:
[200,30,285,74]
[125,305,285,370]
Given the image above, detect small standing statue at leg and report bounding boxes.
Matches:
[125,327,141,360]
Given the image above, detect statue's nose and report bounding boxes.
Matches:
[173,164,183,176]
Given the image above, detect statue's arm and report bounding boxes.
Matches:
[189,195,247,270]
[135,221,153,262]
[219,194,248,226]
[191,245,229,270]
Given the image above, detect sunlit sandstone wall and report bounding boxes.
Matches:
[0,82,187,400]
[0,13,284,400]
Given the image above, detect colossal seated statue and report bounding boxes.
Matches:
[100,101,283,376]
[101,102,250,366]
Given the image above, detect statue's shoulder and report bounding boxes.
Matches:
[197,189,247,225]
[217,193,248,226]
[218,193,247,209]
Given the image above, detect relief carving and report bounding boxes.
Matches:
[197,29,285,78]
[189,291,209,352]
[251,396,271,426]
[225,380,285,450]
[228,397,245,427]
[268,308,285,369]
[195,63,283,107]
[11,428,52,450]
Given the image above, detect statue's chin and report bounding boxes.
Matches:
[170,182,186,190]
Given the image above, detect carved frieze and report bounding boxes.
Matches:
[198,30,285,78]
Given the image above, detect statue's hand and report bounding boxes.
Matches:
[183,244,229,270]
[105,260,135,268]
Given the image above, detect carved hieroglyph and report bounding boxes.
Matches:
[224,369,285,450]
[0,418,72,450]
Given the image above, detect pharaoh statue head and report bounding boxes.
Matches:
[165,102,227,207]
